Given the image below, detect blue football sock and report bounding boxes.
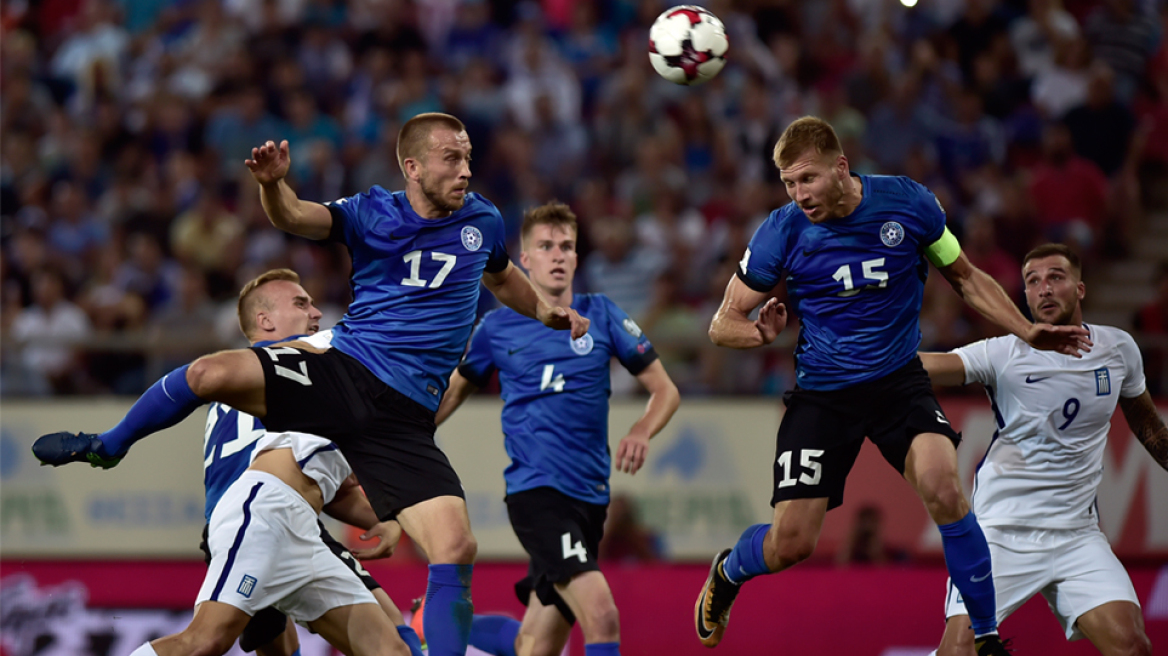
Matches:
[396,625,424,656]
[424,564,474,656]
[585,642,621,656]
[721,523,771,585]
[290,650,300,656]
[938,512,997,637]
[97,365,204,458]
[468,615,519,656]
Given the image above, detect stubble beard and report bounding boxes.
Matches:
[421,176,465,214]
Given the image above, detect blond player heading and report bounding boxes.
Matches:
[923,244,1166,656]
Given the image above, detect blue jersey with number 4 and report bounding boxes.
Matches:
[324,188,510,411]
[458,294,657,505]
[737,174,948,390]
[202,337,301,519]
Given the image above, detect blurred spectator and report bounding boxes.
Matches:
[1026,121,1107,252]
[598,494,662,563]
[948,0,1009,84]
[1031,36,1093,118]
[204,86,287,178]
[9,267,94,394]
[170,190,245,277]
[1133,262,1168,396]
[1064,62,1136,176]
[1082,0,1160,103]
[46,180,108,261]
[963,212,1022,301]
[1010,0,1081,80]
[583,219,666,323]
[835,505,907,566]
[865,76,935,174]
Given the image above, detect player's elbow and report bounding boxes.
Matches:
[708,320,728,346]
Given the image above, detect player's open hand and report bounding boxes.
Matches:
[756,298,787,345]
[352,520,402,560]
[1025,322,1093,357]
[541,305,590,339]
[615,431,651,475]
[245,140,291,187]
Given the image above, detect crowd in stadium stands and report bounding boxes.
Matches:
[2,0,1166,397]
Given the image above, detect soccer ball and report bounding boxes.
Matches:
[648,5,728,86]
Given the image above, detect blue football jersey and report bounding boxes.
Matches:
[737,175,948,390]
[201,337,301,519]
[458,294,657,505]
[324,188,510,411]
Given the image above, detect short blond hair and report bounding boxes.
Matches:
[521,202,578,247]
[396,112,467,174]
[773,116,844,169]
[237,268,301,339]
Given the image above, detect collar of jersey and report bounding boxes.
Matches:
[393,189,478,227]
[253,334,308,348]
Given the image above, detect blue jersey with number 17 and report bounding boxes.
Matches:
[323,188,510,411]
[458,294,657,505]
[738,174,948,390]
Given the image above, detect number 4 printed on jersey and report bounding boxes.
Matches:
[541,364,565,392]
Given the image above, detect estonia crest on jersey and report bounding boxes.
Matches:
[880,221,905,247]
[570,333,595,355]
[461,225,484,251]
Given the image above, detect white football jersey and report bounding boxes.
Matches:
[955,324,1145,529]
[250,431,351,505]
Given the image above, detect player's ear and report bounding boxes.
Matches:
[1077,280,1086,301]
[402,157,420,181]
[519,247,531,270]
[256,310,273,333]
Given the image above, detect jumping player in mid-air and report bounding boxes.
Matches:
[923,244,1164,656]
[432,202,680,656]
[33,113,588,656]
[692,116,1091,655]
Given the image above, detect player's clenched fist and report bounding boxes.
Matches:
[246,139,291,186]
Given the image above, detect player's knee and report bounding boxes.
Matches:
[918,473,966,517]
[582,600,620,641]
[187,356,226,398]
[1102,628,1152,656]
[431,532,477,564]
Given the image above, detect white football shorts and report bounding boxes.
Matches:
[197,470,375,622]
[943,525,1140,640]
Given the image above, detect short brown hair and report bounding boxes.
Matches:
[521,202,578,246]
[1022,243,1082,277]
[773,116,844,169]
[396,112,467,173]
[238,268,301,339]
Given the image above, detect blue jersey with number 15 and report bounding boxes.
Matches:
[738,174,948,390]
[458,294,657,505]
[324,188,510,411]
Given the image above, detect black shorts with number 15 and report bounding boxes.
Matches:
[771,356,961,510]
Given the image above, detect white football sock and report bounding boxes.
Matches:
[129,643,160,656]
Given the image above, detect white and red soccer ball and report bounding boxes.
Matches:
[648,5,729,86]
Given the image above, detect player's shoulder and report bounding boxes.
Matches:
[575,292,615,314]
[1088,324,1140,352]
[863,175,937,208]
[464,192,502,218]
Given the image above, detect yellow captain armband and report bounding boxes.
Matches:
[925,227,961,268]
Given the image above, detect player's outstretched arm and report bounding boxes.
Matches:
[1119,391,1168,471]
[938,251,1091,357]
[482,261,589,338]
[324,474,402,559]
[709,275,785,349]
[436,370,479,426]
[246,140,333,240]
[918,352,966,387]
[615,360,680,475]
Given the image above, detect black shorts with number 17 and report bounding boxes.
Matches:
[771,356,961,510]
[251,345,464,520]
